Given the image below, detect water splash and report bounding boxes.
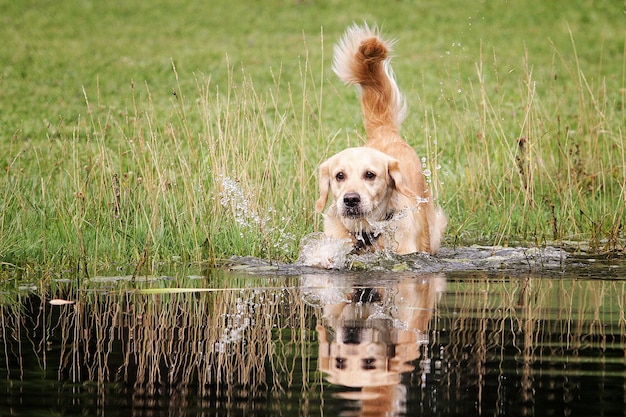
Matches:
[218,175,262,229]
[297,227,410,271]
[297,232,353,269]
[217,175,295,254]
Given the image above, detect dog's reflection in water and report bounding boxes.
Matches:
[302,273,445,414]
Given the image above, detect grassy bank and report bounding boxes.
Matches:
[1,0,624,274]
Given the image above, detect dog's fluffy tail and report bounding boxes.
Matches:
[333,23,407,139]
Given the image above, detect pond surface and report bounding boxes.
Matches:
[1,247,625,416]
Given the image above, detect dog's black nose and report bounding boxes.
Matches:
[343,325,362,344]
[343,192,361,208]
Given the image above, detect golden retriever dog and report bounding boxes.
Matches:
[316,24,446,255]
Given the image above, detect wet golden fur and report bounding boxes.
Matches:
[316,24,446,254]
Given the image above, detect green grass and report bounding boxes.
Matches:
[1,0,624,274]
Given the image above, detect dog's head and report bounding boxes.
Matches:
[315,147,414,221]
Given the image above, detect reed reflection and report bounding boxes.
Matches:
[1,274,313,416]
[433,272,626,416]
[2,270,625,416]
[302,272,446,415]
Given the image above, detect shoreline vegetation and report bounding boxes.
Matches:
[1,1,624,277]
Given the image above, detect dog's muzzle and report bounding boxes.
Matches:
[342,192,362,217]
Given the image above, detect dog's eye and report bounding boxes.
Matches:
[335,357,347,370]
[364,171,376,180]
[362,357,376,370]
[335,172,345,181]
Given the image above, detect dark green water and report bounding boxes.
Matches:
[1,252,624,416]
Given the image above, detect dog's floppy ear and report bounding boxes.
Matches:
[315,161,331,212]
[388,159,416,198]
